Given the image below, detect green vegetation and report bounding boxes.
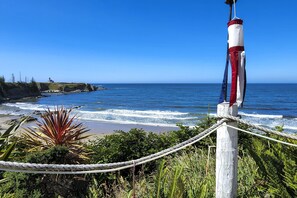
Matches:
[0,80,41,102]
[0,77,98,103]
[38,82,98,93]
[22,107,90,161]
[1,146,89,198]
[0,107,296,197]
[0,117,26,160]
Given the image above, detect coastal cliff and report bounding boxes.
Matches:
[0,82,41,102]
[37,82,100,93]
[0,82,102,103]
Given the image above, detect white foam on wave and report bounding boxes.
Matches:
[3,102,51,111]
[208,113,216,117]
[209,112,284,119]
[239,112,283,119]
[78,117,178,128]
[1,102,194,126]
[208,111,296,133]
[208,112,283,119]
[78,109,193,120]
[283,126,297,131]
[75,109,194,127]
[0,109,21,116]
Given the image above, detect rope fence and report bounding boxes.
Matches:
[0,116,296,175]
[217,115,297,140]
[226,124,297,147]
[0,119,226,174]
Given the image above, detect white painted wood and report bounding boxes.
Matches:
[216,102,238,198]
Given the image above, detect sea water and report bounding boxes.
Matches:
[0,83,296,132]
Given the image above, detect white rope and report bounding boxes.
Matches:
[217,115,297,140]
[226,124,297,147]
[1,116,295,175]
[0,120,224,174]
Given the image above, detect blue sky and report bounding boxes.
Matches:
[0,0,296,83]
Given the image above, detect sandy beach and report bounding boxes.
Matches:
[0,113,179,138]
[0,114,19,134]
[82,120,179,135]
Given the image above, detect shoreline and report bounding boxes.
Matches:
[81,120,179,135]
[0,114,179,137]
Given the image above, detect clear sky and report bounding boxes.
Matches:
[0,0,296,83]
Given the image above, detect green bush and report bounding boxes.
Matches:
[86,116,220,194]
[246,135,297,197]
[0,146,90,198]
[88,116,218,165]
[1,114,295,197]
[91,147,262,198]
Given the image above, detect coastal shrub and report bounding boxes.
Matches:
[87,128,173,189]
[89,128,174,164]
[87,147,262,198]
[88,116,219,165]
[245,134,297,197]
[29,80,40,93]
[86,116,222,193]
[0,146,90,198]
[0,76,7,96]
[22,107,90,162]
[87,117,297,197]
[0,117,27,161]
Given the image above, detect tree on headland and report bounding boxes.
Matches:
[0,76,5,84]
[31,77,36,83]
[11,73,15,83]
[19,72,22,83]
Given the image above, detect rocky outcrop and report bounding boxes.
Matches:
[37,83,102,93]
[0,82,41,102]
[0,82,104,103]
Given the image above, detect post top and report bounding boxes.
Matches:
[217,102,238,117]
[225,0,237,5]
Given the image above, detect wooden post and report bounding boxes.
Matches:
[216,102,238,198]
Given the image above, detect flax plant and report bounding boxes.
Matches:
[23,107,90,159]
[0,117,26,160]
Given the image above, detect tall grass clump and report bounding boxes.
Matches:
[91,146,262,198]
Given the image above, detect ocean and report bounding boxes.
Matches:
[0,83,296,132]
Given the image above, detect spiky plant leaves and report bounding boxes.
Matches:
[155,160,167,198]
[0,116,27,161]
[23,107,90,160]
[246,134,297,197]
[0,143,15,161]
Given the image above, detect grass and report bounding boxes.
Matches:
[0,113,296,197]
[86,146,263,198]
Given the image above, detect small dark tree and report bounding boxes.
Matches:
[31,77,36,83]
[0,76,5,84]
[11,73,15,83]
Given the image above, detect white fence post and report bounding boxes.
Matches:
[216,102,238,198]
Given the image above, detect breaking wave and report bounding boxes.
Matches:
[1,102,296,132]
